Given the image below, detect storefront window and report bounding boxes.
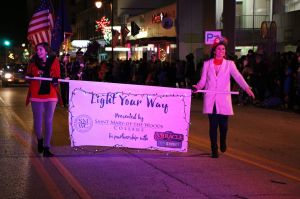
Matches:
[285,0,300,12]
[216,0,223,29]
[235,0,270,29]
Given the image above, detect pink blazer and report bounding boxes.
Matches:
[196,59,250,115]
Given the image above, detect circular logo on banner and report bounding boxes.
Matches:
[73,115,93,133]
[162,17,173,29]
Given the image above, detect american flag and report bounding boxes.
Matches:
[27,0,54,46]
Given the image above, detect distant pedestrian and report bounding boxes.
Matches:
[185,53,196,88]
[60,53,72,107]
[175,60,186,88]
[26,42,61,157]
[193,37,255,158]
[71,49,85,80]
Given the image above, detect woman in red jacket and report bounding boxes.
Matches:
[26,42,60,157]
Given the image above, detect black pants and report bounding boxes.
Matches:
[208,105,229,149]
[60,82,69,107]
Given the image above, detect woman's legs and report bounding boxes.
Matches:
[208,106,219,158]
[31,102,44,140]
[31,102,45,153]
[218,115,229,152]
[208,114,218,149]
[208,105,229,157]
[31,101,57,156]
[43,101,57,148]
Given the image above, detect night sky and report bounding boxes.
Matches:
[0,1,29,46]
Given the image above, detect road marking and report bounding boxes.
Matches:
[50,158,93,199]
[11,131,65,199]
[0,96,8,106]
[10,109,93,199]
[189,136,300,183]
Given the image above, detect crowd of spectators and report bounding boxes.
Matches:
[234,49,300,113]
[60,49,300,113]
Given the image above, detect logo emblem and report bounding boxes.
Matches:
[154,131,184,148]
[73,115,93,133]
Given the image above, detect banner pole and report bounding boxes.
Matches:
[194,89,239,95]
[25,76,70,83]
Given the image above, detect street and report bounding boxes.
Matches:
[1,85,300,199]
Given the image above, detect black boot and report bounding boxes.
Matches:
[37,138,44,153]
[43,147,54,157]
[220,140,227,153]
[211,146,219,158]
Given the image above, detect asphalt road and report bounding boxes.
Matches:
[1,85,300,199]
[190,97,300,182]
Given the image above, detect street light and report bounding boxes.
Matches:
[95,0,114,61]
[95,1,102,8]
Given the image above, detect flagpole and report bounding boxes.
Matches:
[110,0,114,62]
[62,0,65,53]
[49,0,54,14]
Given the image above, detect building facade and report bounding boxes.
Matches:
[70,0,300,61]
[125,3,177,61]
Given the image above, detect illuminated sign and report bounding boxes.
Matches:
[152,12,166,23]
[205,31,222,44]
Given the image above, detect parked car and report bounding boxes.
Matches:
[1,64,27,87]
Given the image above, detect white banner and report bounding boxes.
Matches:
[69,81,191,152]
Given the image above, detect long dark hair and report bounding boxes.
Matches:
[32,42,56,66]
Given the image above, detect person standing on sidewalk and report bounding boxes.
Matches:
[193,37,255,158]
[26,42,61,157]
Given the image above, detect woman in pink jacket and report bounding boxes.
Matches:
[194,37,255,158]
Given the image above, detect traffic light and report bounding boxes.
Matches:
[131,21,140,36]
[3,39,11,47]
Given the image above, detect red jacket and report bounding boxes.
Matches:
[26,57,62,106]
